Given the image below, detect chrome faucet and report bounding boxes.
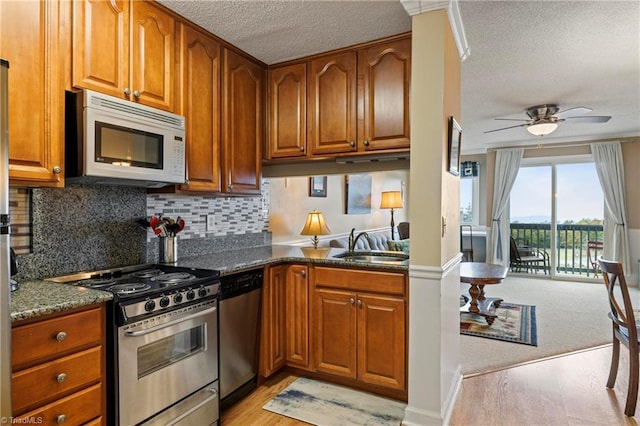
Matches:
[348,228,369,252]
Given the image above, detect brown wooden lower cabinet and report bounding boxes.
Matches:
[11,305,106,423]
[260,264,407,394]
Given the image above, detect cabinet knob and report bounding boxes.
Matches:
[124,88,131,96]
[300,270,306,278]
[52,166,61,174]
[299,146,305,152]
[56,414,67,424]
[133,90,141,98]
[350,297,355,305]
[228,184,233,190]
[349,141,356,147]
[357,299,363,308]
[55,331,67,342]
[56,373,67,384]
[363,140,370,147]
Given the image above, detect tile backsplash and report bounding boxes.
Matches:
[13,181,271,281]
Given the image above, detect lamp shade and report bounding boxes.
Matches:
[300,210,331,236]
[380,191,403,209]
[526,122,558,136]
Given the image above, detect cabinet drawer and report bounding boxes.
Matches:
[12,346,102,413]
[12,307,103,367]
[314,267,405,295]
[14,382,102,425]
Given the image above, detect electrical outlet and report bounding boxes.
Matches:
[206,214,215,232]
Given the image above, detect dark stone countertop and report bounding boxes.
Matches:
[10,280,113,323]
[174,245,409,275]
[10,245,407,323]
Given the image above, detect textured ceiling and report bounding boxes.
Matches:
[159,0,640,154]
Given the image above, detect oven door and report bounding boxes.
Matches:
[117,300,218,426]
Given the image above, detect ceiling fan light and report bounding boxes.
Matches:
[527,122,558,136]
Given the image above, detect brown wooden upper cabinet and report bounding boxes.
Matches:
[1,0,67,187]
[222,49,264,195]
[178,23,222,193]
[72,0,177,112]
[265,35,411,160]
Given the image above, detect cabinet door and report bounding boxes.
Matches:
[267,63,307,159]
[260,265,287,377]
[222,49,263,195]
[359,38,411,151]
[130,0,176,112]
[308,52,357,155]
[285,265,309,368]
[357,294,406,390]
[179,24,221,192]
[1,0,66,187]
[313,288,357,379]
[72,0,130,99]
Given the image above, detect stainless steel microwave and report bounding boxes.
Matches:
[65,90,186,188]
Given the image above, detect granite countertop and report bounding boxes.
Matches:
[10,245,407,323]
[174,245,409,275]
[10,280,113,323]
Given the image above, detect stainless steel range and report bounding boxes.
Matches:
[49,264,220,426]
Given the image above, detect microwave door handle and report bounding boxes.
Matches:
[124,306,216,337]
[165,387,218,426]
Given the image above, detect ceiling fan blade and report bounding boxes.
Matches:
[494,118,530,122]
[484,123,528,134]
[555,106,592,118]
[564,115,611,123]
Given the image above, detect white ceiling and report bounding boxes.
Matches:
[159,0,640,154]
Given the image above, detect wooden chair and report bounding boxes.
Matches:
[509,236,548,274]
[599,258,639,416]
[397,222,410,240]
[587,241,604,277]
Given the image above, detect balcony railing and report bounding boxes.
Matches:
[510,223,604,277]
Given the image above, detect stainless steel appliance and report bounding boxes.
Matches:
[219,270,263,408]
[49,264,220,425]
[65,89,186,188]
[0,58,12,421]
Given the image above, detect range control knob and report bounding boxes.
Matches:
[186,289,196,300]
[198,287,208,297]
[173,293,183,304]
[144,300,156,312]
[159,296,170,308]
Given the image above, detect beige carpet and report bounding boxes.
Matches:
[460,275,638,375]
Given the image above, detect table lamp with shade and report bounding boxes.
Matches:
[300,210,331,249]
[380,191,403,240]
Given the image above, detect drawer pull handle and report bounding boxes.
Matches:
[55,331,67,342]
[56,373,67,384]
[56,414,67,424]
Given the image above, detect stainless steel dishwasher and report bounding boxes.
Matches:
[219,269,263,409]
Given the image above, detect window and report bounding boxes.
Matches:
[460,175,479,225]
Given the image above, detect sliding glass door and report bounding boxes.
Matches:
[509,158,604,280]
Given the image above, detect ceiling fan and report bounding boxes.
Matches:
[485,104,611,136]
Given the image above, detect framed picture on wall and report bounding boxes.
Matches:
[447,116,462,176]
[345,174,372,214]
[309,176,327,197]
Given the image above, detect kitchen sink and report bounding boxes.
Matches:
[333,251,409,264]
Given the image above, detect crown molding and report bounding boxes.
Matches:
[400,0,470,62]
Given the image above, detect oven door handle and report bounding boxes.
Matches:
[165,387,218,426]
[124,306,216,337]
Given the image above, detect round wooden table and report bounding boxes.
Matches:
[459,262,508,325]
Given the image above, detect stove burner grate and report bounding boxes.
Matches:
[109,283,151,295]
[131,268,165,279]
[79,277,118,288]
[153,272,196,284]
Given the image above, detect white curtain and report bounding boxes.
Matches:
[487,148,524,266]
[592,142,631,274]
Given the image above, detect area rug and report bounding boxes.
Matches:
[460,299,538,346]
[263,377,406,425]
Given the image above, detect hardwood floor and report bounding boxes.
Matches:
[221,345,638,425]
